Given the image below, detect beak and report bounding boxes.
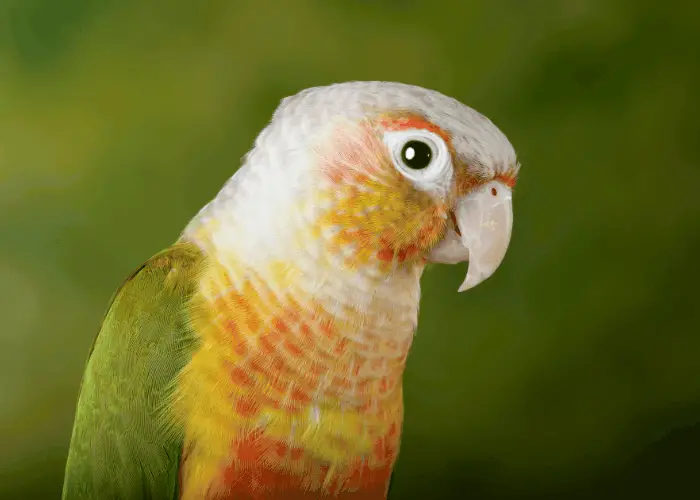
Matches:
[427,181,514,292]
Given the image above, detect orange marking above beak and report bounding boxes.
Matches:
[495,171,517,188]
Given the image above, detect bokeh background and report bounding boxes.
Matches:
[2,0,699,498]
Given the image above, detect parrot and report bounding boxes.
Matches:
[62,81,519,500]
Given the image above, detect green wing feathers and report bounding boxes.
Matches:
[62,243,204,500]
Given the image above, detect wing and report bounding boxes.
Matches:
[62,242,205,500]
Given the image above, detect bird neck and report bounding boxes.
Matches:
[186,221,424,409]
[174,189,424,497]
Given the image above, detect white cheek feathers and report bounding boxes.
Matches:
[383,129,453,199]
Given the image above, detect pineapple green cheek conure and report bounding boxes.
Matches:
[62,81,520,500]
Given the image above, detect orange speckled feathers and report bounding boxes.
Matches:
[174,255,413,499]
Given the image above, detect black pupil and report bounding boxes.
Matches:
[401,140,432,169]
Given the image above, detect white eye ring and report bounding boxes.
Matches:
[383,129,452,191]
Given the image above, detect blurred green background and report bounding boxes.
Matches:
[1,0,699,498]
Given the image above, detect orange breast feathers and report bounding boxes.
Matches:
[173,259,411,499]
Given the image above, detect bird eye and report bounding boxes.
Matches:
[400,140,433,170]
[383,129,452,190]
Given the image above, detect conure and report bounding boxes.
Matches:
[63,81,519,499]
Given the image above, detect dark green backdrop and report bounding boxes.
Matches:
[1,0,699,498]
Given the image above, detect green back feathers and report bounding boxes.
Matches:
[62,243,205,500]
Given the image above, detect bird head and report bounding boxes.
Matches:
[185,81,518,293]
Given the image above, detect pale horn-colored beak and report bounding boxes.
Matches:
[427,180,513,292]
